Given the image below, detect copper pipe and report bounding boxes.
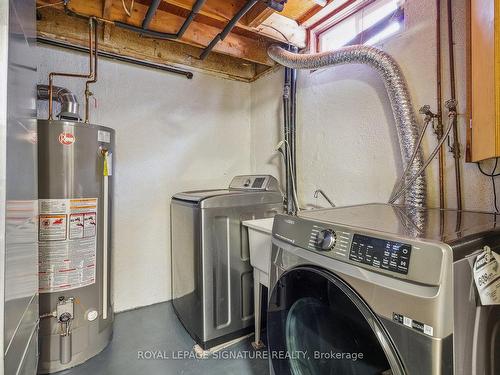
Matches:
[85,18,98,123]
[447,0,463,211]
[436,0,446,210]
[48,18,95,120]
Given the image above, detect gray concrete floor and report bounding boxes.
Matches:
[58,302,269,375]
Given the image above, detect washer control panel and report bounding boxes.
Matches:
[349,234,412,275]
[229,175,280,191]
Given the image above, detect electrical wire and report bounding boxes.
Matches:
[258,24,291,45]
[477,158,500,212]
[122,0,135,17]
[37,1,64,9]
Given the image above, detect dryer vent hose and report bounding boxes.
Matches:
[267,44,426,208]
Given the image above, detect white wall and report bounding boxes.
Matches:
[36,0,496,313]
[38,46,252,312]
[251,0,495,212]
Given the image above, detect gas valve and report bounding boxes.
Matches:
[56,297,75,337]
[56,297,75,322]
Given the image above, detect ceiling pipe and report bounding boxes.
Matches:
[267,44,427,208]
[141,0,162,29]
[114,0,206,40]
[199,0,259,60]
[37,37,193,79]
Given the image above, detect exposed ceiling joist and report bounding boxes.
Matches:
[296,0,335,25]
[150,0,247,23]
[37,6,264,81]
[130,0,305,47]
[242,1,275,27]
[102,0,113,40]
[35,0,320,81]
[46,0,275,65]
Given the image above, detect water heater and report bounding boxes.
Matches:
[37,119,114,373]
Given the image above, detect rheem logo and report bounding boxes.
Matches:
[58,132,75,145]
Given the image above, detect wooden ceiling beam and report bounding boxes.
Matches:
[296,0,335,25]
[135,0,296,44]
[37,0,275,65]
[102,0,113,16]
[37,6,265,81]
[281,0,318,20]
[102,0,114,41]
[153,0,245,22]
[241,2,274,27]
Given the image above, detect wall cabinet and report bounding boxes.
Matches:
[469,0,500,161]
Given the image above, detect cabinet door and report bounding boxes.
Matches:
[470,0,499,161]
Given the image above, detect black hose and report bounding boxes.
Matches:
[477,159,500,212]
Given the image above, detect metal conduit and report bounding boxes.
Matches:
[267,44,427,208]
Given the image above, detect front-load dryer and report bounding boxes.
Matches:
[268,203,500,375]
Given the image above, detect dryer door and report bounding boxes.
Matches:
[268,266,405,375]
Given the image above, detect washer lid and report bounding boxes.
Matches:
[172,189,234,203]
[173,189,282,208]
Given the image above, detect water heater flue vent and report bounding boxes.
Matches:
[37,84,81,120]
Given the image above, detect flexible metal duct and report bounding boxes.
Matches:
[267,44,426,207]
[37,84,80,120]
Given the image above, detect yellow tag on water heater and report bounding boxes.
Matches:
[103,151,112,176]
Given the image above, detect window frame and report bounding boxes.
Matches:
[308,0,404,53]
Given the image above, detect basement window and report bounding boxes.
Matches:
[309,0,405,53]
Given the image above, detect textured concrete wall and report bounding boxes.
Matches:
[38,45,252,312]
[251,0,495,212]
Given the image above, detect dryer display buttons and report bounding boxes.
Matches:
[349,234,412,275]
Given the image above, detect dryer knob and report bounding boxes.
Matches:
[316,229,336,250]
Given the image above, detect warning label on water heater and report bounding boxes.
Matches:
[39,198,98,293]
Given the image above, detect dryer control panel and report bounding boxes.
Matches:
[272,213,444,285]
[349,234,412,275]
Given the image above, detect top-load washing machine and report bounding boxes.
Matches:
[268,203,500,375]
[171,175,283,349]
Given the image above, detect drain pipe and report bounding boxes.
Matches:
[267,44,427,208]
[141,0,162,30]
